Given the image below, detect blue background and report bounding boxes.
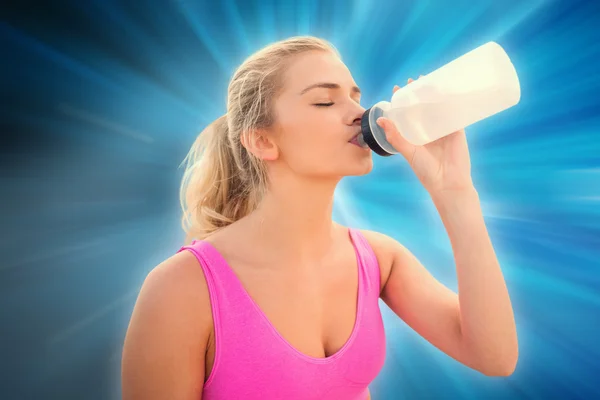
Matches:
[1,0,599,398]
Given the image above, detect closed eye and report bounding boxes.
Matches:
[314,102,334,107]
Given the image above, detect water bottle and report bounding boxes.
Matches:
[359,41,521,156]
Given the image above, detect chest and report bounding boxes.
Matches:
[201,240,388,393]
[201,235,387,390]
[235,247,361,359]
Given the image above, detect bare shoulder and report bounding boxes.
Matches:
[355,229,397,294]
[135,249,213,329]
[121,249,212,399]
[147,249,211,297]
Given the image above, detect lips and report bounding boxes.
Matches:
[348,131,362,142]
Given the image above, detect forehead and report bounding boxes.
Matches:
[281,51,356,92]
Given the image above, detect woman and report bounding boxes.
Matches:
[121,36,518,399]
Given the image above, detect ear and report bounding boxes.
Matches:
[241,129,279,161]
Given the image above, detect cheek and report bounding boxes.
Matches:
[278,130,318,165]
[275,107,343,169]
[277,112,325,153]
[281,127,338,161]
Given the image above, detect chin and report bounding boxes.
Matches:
[343,157,373,176]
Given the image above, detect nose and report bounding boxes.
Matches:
[351,104,366,127]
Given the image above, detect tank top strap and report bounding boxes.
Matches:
[177,239,260,337]
[177,239,253,306]
[348,228,382,297]
[179,231,381,302]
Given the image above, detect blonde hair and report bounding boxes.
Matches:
[179,36,340,243]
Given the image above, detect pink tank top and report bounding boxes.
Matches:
[177,228,386,399]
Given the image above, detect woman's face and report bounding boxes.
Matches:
[268,50,372,180]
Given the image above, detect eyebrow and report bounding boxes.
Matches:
[300,82,361,95]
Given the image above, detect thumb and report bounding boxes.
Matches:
[376,117,414,159]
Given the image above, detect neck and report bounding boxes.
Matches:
[245,174,341,263]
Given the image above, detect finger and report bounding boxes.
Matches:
[376,117,413,159]
[407,78,414,84]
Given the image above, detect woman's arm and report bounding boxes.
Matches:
[364,189,518,376]
[121,251,212,399]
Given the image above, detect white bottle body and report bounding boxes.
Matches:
[383,41,521,146]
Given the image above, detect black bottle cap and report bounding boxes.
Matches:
[360,108,393,157]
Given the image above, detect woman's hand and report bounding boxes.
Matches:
[376,77,474,196]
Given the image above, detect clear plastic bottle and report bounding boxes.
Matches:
[359,41,521,156]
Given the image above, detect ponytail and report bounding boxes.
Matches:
[179,115,259,244]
